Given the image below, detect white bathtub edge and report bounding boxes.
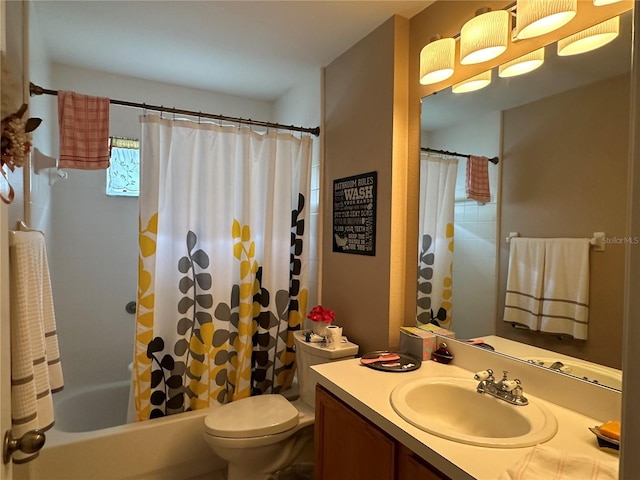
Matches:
[17,406,226,480]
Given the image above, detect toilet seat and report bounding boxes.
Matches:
[204,394,299,438]
[204,424,303,450]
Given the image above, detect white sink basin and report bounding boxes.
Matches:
[390,377,558,448]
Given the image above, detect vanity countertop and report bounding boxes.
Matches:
[311,359,619,480]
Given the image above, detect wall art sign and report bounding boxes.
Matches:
[332,171,377,256]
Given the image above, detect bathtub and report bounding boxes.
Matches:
[54,380,130,433]
[14,381,226,480]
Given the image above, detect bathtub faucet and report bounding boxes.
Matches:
[473,369,528,406]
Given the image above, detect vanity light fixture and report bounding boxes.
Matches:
[557,16,620,56]
[460,8,510,65]
[498,48,545,77]
[452,70,492,94]
[593,0,622,5]
[515,0,578,40]
[420,36,456,85]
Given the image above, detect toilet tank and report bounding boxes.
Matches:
[292,330,359,408]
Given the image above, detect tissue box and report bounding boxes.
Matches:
[416,323,456,340]
[399,327,437,361]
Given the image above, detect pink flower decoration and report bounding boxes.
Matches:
[307,305,335,323]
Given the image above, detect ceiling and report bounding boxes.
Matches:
[29,2,633,132]
[31,0,433,102]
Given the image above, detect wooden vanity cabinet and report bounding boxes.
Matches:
[396,443,449,480]
[314,385,449,480]
[314,384,395,479]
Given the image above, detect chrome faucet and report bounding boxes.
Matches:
[474,369,528,406]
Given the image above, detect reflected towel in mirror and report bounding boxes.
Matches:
[504,238,546,331]
[503,238,590,340]
[540,238,590,340]
[465,155,491,204]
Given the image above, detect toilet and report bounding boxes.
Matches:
[203,330,358,480]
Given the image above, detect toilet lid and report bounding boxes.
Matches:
[204,394,299,438]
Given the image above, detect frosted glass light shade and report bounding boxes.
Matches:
[498,48,545,77]
[515,0,577,40]
[594,0,622,5]
[452,70,492,94]
[557,17,619,56]
[460,10,510,65]
[420,37,456,85]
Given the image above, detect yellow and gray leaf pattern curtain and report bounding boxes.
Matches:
[133,115,312,420]
[417,154,458,329]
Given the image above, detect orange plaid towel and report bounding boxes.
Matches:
[58,91,110,170]
[465,155,490,204]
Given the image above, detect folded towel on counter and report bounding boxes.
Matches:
[465,155,491,204]
[498,444,618,480]
[503,238,546,331]
[58,90,111,169]
[540,238,590,340]
[9,231,64,463]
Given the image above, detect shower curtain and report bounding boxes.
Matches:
[133,115,312,420]
[417,154,458,329]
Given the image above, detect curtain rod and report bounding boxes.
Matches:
[421,147,499,164]
[29,82,320,137]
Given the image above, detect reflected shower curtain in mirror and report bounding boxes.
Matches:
[133,115,312,420]
[417,155,458,329]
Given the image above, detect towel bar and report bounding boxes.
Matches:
[510,323,566,341]
[590,232,606,251]
[505,231,605,251]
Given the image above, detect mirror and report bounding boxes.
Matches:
[419,11,632,391]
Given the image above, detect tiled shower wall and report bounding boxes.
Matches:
[422,110,500,339]
[452,155,499,339]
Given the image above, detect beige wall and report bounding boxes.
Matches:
[496,75,629,369]
[322,16,410,353]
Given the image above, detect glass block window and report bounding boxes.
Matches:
[106,137,140,197]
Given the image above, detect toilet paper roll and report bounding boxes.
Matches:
[326,325,343,350]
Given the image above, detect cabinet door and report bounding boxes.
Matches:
[315,385,396,480]
[397,443,450,480]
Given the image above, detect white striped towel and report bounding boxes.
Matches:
[540,238,590,340]
[498,444,618,480]
[503,238,546,331]
[9,230,64,463]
